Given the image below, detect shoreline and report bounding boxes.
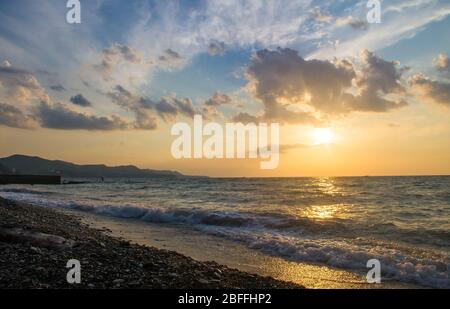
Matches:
[0,197,302,289]
[73,207,422,289]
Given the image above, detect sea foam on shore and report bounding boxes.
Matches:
[0,197,302,289]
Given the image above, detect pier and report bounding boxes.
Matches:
[0,175,61,185]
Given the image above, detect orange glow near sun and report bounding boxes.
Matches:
[312,128,334,145]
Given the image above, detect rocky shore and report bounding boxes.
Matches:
[0,197,303,289]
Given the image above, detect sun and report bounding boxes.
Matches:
[312,128,334,145]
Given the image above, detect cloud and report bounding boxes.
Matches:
[70,94,93,107]
[36,101,130,131]
[351,49,408,112]
[208,40,226,56]
[231,112,261,124]
[202,105,221,120]
[133,109,158,130]
[409,74,450,107]
[49,84,66,92]
[0,103,35,129]
[159,49,183,66]
[240,48,408,123]
[279,143,309,153]
[107,85,196,127]
[107,85,136,110]
[106,85,157,130]
[310,1,450,59]
[94,43,143,78]
[152,97,196,122]
[309,7,368,31]
[246,48,355,116]
[0,62,50,103]
[310,7,332,24]
[433,53,450,74]
[201,92,232,119]
[204,92,232,107]
[336,16,369,30]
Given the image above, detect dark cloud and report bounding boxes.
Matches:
[133,108,158,130]
[232,112,261,124]
[201,92,231,120]
[0,103,35,129]
[205,92,232,107]
[153,98,179,121]
[108,84,196,125]
[35,69,58,77]
[159,49,183,65]
[105,85,157,130]
[350,49,408,112]
[94,43,143,77]
[36,101,130,131]
[208,40,226,56]
[173,97,196,117]
[107,85,135,110]
[0,63,50,103]
[110,44,142,63]
[238,48,408,123]
[243,48,350,123]
[50,84,66,92]
[410,74,450,107]
[70,94,93,107]
[107,85,196,128]
[152,97,196,122]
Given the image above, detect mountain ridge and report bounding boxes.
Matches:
[0,154,183,178]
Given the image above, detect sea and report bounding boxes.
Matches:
[1,176,449,288]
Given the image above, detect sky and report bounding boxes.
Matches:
[0,0,450,177]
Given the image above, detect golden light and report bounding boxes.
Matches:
[312,128,334,145]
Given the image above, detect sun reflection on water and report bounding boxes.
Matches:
[301,204,350,219]
[297,177,352,220]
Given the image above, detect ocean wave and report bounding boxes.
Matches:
[2,191,449,243]
[202,227,450,288]
[1,192,449,288]
[0,191,326,229]
[0,188,55,195]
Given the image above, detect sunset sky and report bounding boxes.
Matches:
[1,0,450,177]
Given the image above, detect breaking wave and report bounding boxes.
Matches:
[1,191,449,288]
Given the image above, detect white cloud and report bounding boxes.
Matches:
[433,53,450,74]
[309,0,450,59]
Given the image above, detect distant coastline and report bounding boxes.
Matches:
[0,154,183,178]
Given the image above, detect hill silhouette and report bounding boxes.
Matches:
[0,155,182,178]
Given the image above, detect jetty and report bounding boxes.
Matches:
[0,175,61,185]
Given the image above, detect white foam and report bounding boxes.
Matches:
[2,192,449,288]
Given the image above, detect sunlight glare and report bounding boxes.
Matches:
[312,128,334,145]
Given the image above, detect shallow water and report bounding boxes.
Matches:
[74,209,421,289]
[1,176,449,288]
